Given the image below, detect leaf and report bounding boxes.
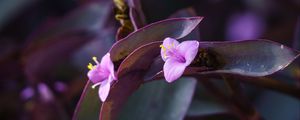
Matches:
[146,39,300,80]
[114,9,200,120]
[0,0,34,29]
[109,16,203,62]
[186,99,226,117]
[100,41,162,120]
[117,41,162,77]
[23,33,95,82]
[21,3,110,82]
[186,81,228,118]
[196,39,300,76]
[100,72,144,120]
[255,90,300,120]
[25,2,110,44]
[72,81,101,120]
[103,12,201,116]
[171,8,201,41]
[113,0,134,40]
[185,113,239,120]
[234,76,300,99]
[117,78,197,120]
[128,0,147,29]
[143,8,202,81]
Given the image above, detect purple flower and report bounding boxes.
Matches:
[38,83,54,102]
[160,37,199,83]
[226,12,265,41]
[87,53,117,102]
[20,87,34,100]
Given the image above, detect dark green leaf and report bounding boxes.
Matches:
[118,78,196,120]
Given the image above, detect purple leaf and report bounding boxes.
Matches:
[143,8,202,81]
[128,0,147,29]
[117,41,162,77]
[73,81,101,120]
[109,17,203,62]
[100,42,161,120]
[196,40,300,76]
[103,9,202,120]
[170,8,201,41]
[118,78,197,120]
[25,2,110,44]
[146,39,300,80]
[100,72,143,120]
[23,33,95,83]
[22,3,110,83]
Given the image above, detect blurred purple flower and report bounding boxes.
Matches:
[160,37,199,83]
[87,53,116,102]
[54,81,67,93]
[20,87,34,100]
[38,83,54,102]
[226,12,265,40]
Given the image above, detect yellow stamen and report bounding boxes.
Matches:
[87,56,99,70]
[92,56,99,64]
[87,63,94,70]
[159,43,174,59]
[160,45,166,51]
[160,45,166,58]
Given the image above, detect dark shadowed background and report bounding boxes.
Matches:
[0,0,299,120]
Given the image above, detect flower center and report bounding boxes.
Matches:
[172,51,186,63]
[160,43,175,59]
[160,44,186,63]
[87,56,99,70]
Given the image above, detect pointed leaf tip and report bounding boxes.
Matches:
[109,16,204,62]
[195,39,300,77]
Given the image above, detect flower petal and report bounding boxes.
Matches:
[161,37,179,61]
[177,40,199,65]
[98,76,113,102]
[162,37,179,47]
[87,65,107,83]
[163,58,187,83]
[100,53,116,79]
